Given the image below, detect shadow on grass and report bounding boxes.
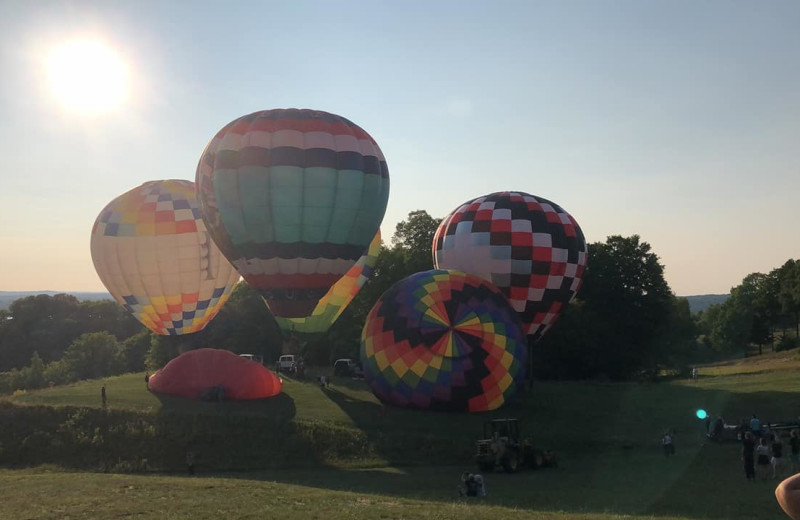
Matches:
[152,391,297,423]
[271,379,798,517]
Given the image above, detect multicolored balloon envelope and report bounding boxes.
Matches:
[148,348,282,400]
[361,269,527,413]
[195,108,390,318]
[274,231,381,334]
[90,180,240,335]
[433,191,587,342]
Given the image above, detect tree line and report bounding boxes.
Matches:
[697,260,800,355]
[3,209,797,394]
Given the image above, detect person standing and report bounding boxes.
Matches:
[186,451,196,475]
[790,430,800,474]
[751,414,762,437]
[757,437,772,480]
[742,431,756,481]
[662,430,675,456]
[101,385,107,409]
[773,432,786,480]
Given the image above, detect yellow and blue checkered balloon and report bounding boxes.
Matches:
[90,180,240,335]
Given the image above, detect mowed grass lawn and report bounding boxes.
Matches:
[5,350,800,519]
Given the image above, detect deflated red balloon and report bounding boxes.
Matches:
[148,348,282,400]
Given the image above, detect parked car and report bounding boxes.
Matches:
[334,358,363,377]
[277,354,299,373]
[238,354,263,364]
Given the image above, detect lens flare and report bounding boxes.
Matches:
[46,38,129,114]
[696,409,707,419]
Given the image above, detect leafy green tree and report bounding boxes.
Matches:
[25,352,46,389]
[777,259,800,338]
[0,294,144,372]
[63,332,123,380]
[42,359,73,386]
[536,235,677,380]
[120,329,153,372]
[0,294,82,369]
[314,211,443,363]
[391,209,442,273]
[203,282,283,362]
[74,300,144,340]
[704,272,782,355]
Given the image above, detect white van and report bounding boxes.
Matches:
[277,354,298,373]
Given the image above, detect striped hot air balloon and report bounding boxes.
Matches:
[196,109,390,318]
[274,230,381,334]
[90,180,240,335]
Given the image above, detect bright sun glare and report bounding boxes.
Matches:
[46,39,129,114]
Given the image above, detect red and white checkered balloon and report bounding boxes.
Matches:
[433,191,588,342]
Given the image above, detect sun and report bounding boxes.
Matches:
[46,39,129,115]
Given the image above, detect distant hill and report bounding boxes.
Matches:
[681,294,730,313]
[0,291,113,311]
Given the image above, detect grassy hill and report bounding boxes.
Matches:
[683,293,730,313]
[3,350,800,519]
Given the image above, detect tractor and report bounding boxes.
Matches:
[475,418,555,473]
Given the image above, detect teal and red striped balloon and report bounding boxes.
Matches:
[196,109,390,317]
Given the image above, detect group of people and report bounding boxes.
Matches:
[741,415,800,482]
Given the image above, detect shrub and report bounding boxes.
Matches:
[777,335,799,352]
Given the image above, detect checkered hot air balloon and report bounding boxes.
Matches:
[90,180,240,335]
[433,191,587,342]
[195,109,390,319]
[361,269,527,413]
[274,231,381,334]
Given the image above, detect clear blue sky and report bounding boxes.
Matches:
[1,0,798,296]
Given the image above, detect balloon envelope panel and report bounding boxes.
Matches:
[196,109,390,318]
[148,348,282,400]
[433,191,587,342]
[361,269,527,413]
[274,231,380,334]
[90,180,240,335]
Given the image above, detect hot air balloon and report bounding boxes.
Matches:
[148,348,282,400]
[195,109,390,318]
[433,191,587,342]
[90,180,240,335]
[274,230,381,334]
[361,269,527,412]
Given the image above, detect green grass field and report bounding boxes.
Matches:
[3,351,800,519]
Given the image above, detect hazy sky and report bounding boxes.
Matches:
[1,0,798,296]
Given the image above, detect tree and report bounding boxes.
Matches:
[63,332,123,380]
[308,210,444,363]
[25,352,45,389]
[203,282,283,362]
[777,260,800,338]
[120,329,153,373]
[391,209,442,273]
[0,294,81,370]
[536,235,678,380]
[0,294,144,372]
[703,271,783,355]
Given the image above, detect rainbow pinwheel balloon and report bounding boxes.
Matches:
[361,269,527,413]
[433,191,587,342]
[196,109,390,318]
[275,231,381,334]
[90,180,240,335]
